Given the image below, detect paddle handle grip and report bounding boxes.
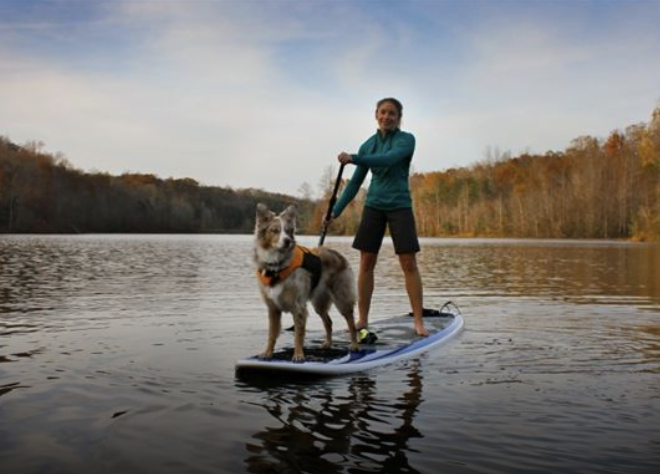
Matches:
[318,163,346,247]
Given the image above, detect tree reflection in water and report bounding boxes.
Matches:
[244,363,424,473]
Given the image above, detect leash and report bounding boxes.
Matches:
[318,162,346,247]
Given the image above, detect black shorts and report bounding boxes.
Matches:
[353,206,420,255]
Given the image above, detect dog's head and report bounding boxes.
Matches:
[255,203,297,251]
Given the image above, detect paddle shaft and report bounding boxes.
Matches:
[318,163,346,247]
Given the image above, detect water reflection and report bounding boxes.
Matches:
[415,239,660,303]
[243,364,425,474]
[0,234,242,338]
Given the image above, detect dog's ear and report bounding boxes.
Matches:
[281,205,297,226]
[282,205,297,218]
[256,203,274,223]
[280,206,298,228]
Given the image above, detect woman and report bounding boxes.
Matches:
[330,97,428,337]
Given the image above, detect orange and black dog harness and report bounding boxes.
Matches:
[257,245,322,289]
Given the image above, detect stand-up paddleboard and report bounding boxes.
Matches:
[235,303,464,379]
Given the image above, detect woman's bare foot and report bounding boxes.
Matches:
[415,322,429,337]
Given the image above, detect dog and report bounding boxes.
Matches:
[253,203,359,362]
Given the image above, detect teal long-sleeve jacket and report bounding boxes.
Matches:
[332,129,415,217]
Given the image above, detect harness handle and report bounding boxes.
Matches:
[318,163,346,247]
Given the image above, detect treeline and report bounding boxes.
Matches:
[0,138,312,233]
[313,107,660,241]
[3,106,660,239]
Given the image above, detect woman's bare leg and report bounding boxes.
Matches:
[398,253,428,337]
[356,251,378,331]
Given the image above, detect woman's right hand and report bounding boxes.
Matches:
[337,152,352,164]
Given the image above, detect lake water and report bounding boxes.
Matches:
[1,234,659,474]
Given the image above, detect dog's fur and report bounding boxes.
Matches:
[254,203,359,361]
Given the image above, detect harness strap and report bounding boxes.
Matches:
[301,247,322,290]
[257,245,322,289]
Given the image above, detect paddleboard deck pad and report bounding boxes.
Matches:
[235,303,464,379]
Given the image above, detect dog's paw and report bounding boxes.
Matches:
[258,352,273,360]
[291,353,306,363]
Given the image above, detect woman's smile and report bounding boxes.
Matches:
[376,102,401,133]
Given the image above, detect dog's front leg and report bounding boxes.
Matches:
[261,303,281,359]
[292,306,308,362]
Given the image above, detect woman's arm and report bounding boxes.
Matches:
[352,133,415,168]
[332,165,368,218]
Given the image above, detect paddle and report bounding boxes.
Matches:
[313,162,379,344]
[318,162,346,247]
[315,162,377,343]
[285,163,345,334]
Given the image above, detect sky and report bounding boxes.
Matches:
[1,0,659,196]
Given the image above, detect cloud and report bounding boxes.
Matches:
[414,2,660,166]
[0,1,379,193]
[1,0,659,195]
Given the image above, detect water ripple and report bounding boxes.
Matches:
[1,235,659,473]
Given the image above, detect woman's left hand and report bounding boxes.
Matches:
[337,152,352,164]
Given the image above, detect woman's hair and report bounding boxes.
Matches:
[376,97,403,117]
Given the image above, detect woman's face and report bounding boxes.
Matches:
[375,101,401,133]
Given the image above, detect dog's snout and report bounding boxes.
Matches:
[282,236,293,247]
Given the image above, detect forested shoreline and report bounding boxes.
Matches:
[411,107,660,241]
[2,107,660,240]
[0,137,312,234]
